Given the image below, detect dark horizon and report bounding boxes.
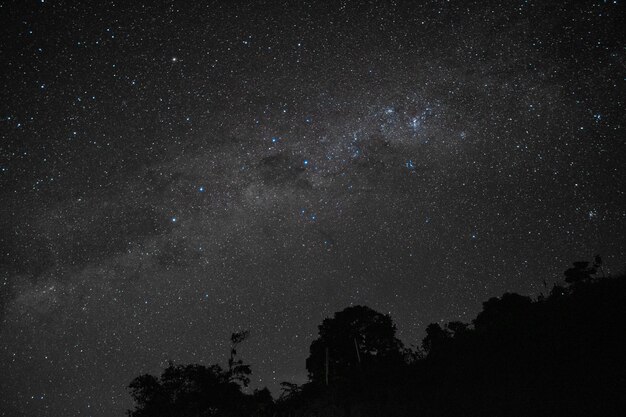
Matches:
[127,269,626,417]
[1,1,625,416]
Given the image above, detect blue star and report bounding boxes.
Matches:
[405,159,415,170]
[198,186,205,192]
[303,159,309,166]
[409,117,421,131]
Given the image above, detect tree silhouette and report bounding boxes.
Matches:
[127,363,249,417]
[227,330,251,387]
[473,292,532,332]
[421,323,450,354]
[128,263,626,417]
[127,331,259,417]
[564,260,597,283]
[279,381,301,400]
[305,305,404,385]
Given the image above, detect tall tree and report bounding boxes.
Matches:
[227,330,252,387]
[305,305,404,385]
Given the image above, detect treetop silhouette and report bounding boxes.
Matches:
[128,259,626,417]
[305,305,404,385]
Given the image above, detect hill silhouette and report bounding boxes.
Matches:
[128,261,626,417]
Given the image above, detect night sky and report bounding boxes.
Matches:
[1,0,625,415]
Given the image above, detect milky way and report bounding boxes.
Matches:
[1,1,625,415]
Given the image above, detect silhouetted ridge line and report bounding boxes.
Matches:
[128,265,626,417]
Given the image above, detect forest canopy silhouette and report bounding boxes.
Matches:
[128,260,626,417]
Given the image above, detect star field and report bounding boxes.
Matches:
[1,1,625,416]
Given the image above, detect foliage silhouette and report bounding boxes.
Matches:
[277,262,626,417]
[128,363,245,417]
[227,330,252,387]
[305,305,405,386]
[127,331,272,417]
[129,260,626,417]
